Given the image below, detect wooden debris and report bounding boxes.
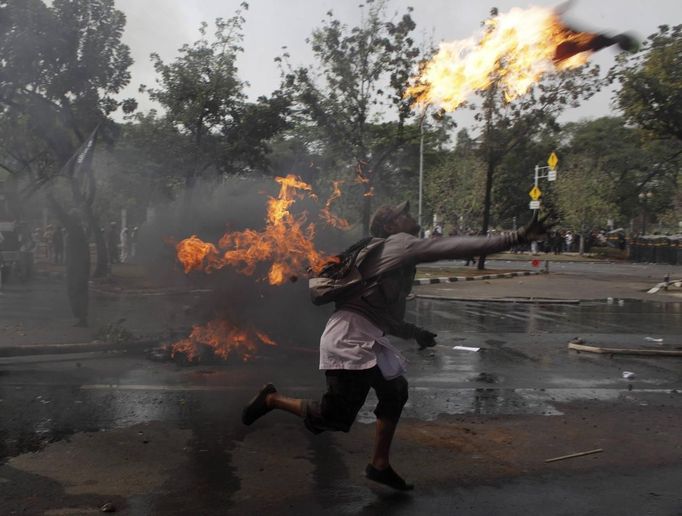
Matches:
[568,342,682,357]
[545,448,604,463]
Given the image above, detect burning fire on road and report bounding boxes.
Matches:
[171,318,276,363]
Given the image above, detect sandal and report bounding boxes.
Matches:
[365,464,414,491]
[241,383,277,425]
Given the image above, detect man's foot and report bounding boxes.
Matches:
[365,464,413,491]
[241,383,277,425]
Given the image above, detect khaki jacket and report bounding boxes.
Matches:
[337,231,520,338]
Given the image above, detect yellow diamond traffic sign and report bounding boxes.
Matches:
[529,185,542,201]
[547,151,559,170]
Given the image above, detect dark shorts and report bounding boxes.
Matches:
[303,366,408,435]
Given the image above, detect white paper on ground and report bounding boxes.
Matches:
[453,345,480,352]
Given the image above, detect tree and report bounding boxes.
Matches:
[281,1,423,234]
[611,24,682,144]
[425,129,486,233]
[555,157,618,254]
[559,117,680,229]
[145,4,289,197]
[472,63,600,268]
[0,0,134,277]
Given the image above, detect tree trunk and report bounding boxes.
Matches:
[478,148,495,271]
[86,209,109,277]
[478,85,497,271]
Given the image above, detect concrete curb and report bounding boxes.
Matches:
[414,294,580,304]
[0,338,158,359]
[413,270,545,286]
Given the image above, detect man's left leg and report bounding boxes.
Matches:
[365,372,412,490]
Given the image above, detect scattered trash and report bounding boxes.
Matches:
[606,297,614,304]
[453,345,480,352]
[618,299,625,306]
[545,448,604,463]
[470,372,498,383]
[148,346,172,362]
[101,502,116,512]
[622,371,636,380]
[644,337,664,343]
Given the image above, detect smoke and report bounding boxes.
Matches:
[137,175,360,352]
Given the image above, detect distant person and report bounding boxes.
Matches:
[130,226,139,260]
[432,223,443,238]
[564,231,574,253]
[119,226,130,263]
[107,222,119,265]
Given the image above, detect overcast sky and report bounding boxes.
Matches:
[113,0,682,128]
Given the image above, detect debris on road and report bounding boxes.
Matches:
[545,448,604,463]
[453,345,480,352]
[622,371,636,380]
[101,502,116,512]
[647,278,682,294]
[568,340,682,357]
[644,337,664,343]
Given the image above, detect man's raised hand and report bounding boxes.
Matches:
[518,211,556,243]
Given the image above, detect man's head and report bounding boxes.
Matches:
[370,201,420,238]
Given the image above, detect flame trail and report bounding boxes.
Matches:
[175,175,339,285]
[406,6,606,111]
[320,180,351,230]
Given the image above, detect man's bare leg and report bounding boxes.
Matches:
[371,417,397,470]
[266,393,305,417]
[365,417,413,490]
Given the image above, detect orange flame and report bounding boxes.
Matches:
[176,175,337,285]
[320,180,351,230]
[171,318,276,363]
[354,162,374,198]
[406,6,595,111]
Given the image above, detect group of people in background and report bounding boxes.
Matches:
[420,222,619,263]
[37,221,139,267]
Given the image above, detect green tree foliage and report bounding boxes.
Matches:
[281,1,423,233]
[554,157,618,253]
[559,117,679,228]
[144,3,289,191]
[425,129,486,232]
[611,25,682,143]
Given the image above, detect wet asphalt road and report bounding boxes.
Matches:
[1,296,681,515]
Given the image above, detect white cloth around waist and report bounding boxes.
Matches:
[319,310,407,380]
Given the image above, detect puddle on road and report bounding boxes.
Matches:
[409,298,682,335]
[356,386,677,423]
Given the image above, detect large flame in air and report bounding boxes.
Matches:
[176,175,339,285]
[171,318,276,362]
[406,6,595,110]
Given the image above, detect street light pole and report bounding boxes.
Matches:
[418,117,424,232]
[417,104,432,234]
[639,191,653,235]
